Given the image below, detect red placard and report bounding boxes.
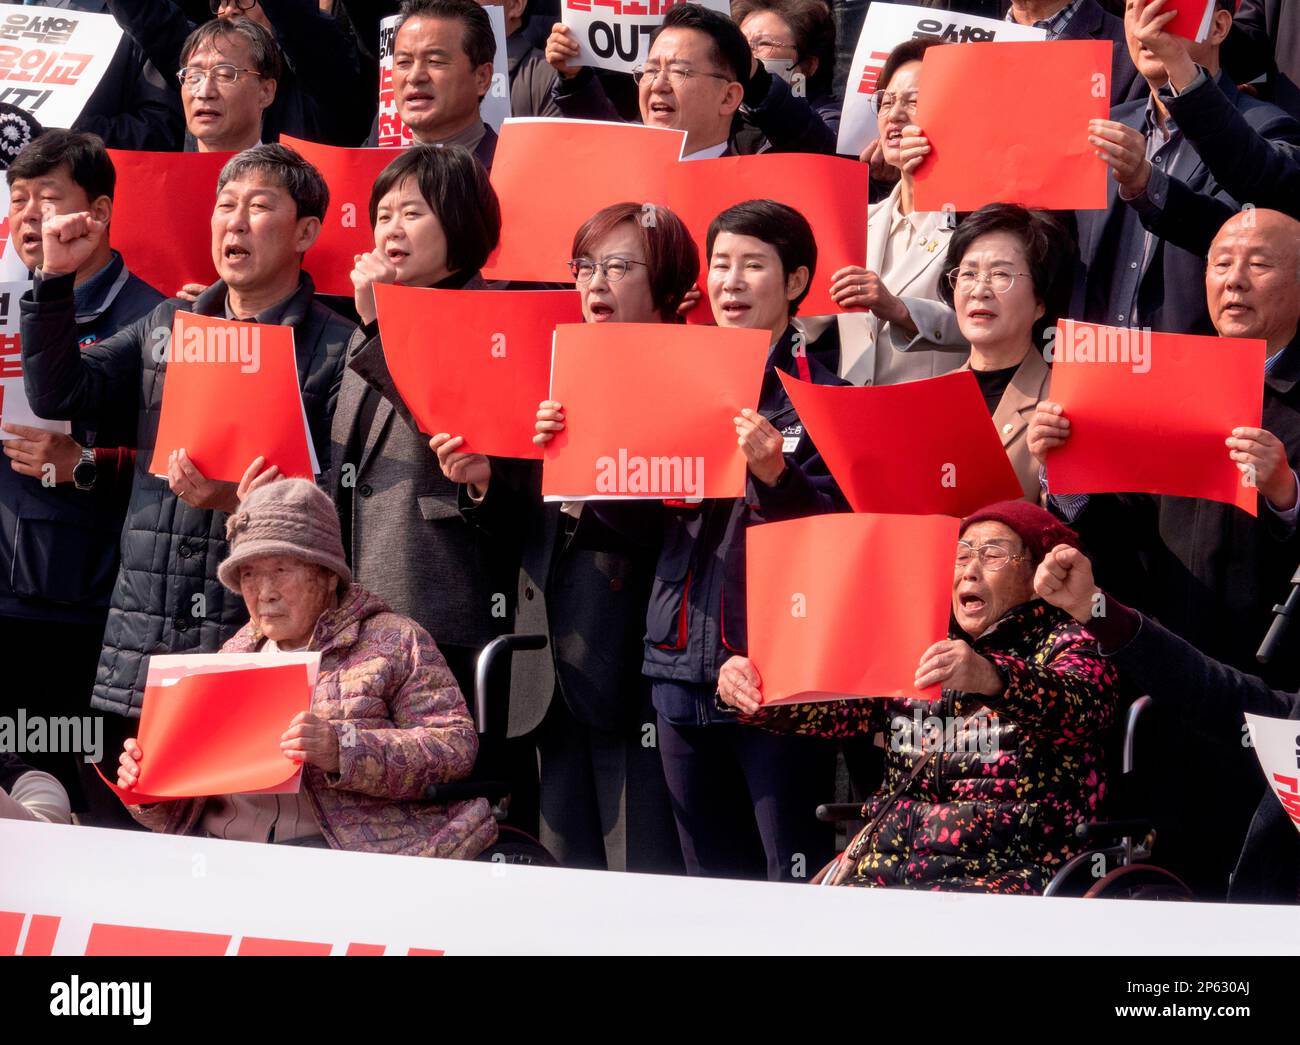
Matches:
[280,135,405,297]
[373,282,582,459]
[912,40,1111,212]
[1046,320,1266,514]
[98,662,312,805]
[779,369,1023,516]
[747,513,959,704]
[108,149,230,296]
[670,153,869,320]
[147,312,316,483]
[1154,0,1216,42]
[483,119,687,283]
[541,322,767,500]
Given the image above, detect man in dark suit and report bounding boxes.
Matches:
[1005,0,1143,102]
[1222,0,1300,118]
[1072,0,1300,336]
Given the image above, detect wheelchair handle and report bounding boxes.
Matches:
[1074,818,1153,843]
[473,633,548,734]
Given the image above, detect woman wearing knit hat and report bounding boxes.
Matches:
[718,500,1123,893]
[115,478,497,860]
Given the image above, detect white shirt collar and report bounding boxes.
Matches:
[683,141,729,161]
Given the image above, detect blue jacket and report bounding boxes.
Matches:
[1072,72,1300,336]
[0,253,163,624]
[593,325,849,725]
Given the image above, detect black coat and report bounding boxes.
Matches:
[460,459,659,738]
[1058,0,1143,105]
[19,273,351,716]
[1104,610,1300,904]
[1223,0,1300,119]
[1073,74,1300,335]
[72,22,183,150]
[0,254,163,625]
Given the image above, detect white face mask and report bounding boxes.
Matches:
[761,57,798,83]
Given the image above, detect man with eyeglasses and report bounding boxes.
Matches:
[544,2,834,157]
[176,17,278,152]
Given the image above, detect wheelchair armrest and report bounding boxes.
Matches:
[1074,818,1154,844]
[816,802,865,823]
[473,633,548,735]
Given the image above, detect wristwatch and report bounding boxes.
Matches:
[72,446,97,491]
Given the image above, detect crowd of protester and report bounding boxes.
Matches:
[1,0,1299,906]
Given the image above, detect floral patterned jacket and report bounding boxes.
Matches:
[129,584,497,860]
[745,600,1120,893]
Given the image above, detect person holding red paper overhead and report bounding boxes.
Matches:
[1030,208,1300,897]
[808,39,969,388]
[431,202,694,874]
[118,478,496,859]
[1071,0,1300,336]
[718,501,1122,893]
[328,145,520,719]
[937,202,1076,502]
[18,143,352,783]
[365,0,501,169]
[544,3,836,157]
[535,200,847,883]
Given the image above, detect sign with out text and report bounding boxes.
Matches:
[562,0,730,75]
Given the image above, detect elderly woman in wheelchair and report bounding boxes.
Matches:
[718,501,1123,892]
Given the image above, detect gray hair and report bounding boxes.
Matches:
[216,143,329,221]
[180,17,283,81]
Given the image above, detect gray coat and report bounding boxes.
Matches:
[19,273,351,716]
[326,302,520,653]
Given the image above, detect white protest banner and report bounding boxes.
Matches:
[1246,712,1300,836]
[0,179,30,280]
[0,3,123,128]
[375,6,511,148]
[0,278,68,441]
[562,0,731,76]
[836,2,1044,157]
[3,820,1299,955]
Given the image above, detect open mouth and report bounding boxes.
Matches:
[719,301,750,320]
[223,243,251,262]
[385,247,409,265]
[958,593,987,613]
[588,301,615,320]
[967,308,997,321]
[191,106,221,120]
[403,92,434,108]
[1223,302,1253,317]
[885,127,903,145]
[20,229,40,251]
[647,101,675,119]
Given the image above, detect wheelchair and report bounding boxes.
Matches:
[813,694,1194,899]
[421,633,560,867]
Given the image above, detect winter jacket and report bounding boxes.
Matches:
[1,253,163,625]
[507,31,561,119]
[748,600,1121,893]
[19,271,351,716]
[128,583,497,860]
[592,325,848,724]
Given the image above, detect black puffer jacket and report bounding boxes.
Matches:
[19,272,351,716]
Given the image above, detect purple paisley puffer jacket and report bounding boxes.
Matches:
[129,584,497,860]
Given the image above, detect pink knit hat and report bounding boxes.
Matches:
[217,478,352,592]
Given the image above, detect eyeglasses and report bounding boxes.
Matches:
[746,34,798,57]
[947,268,1033,295]
[568,257,648,283]
[875,90,919,116]
[178,64,265,88]
[954,541,1027,572]
[631,63,733,88]
[210,0,258,12]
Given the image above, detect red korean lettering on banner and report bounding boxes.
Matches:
[856,50,891,95]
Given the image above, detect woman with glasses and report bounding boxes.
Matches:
[731,0,839,137]
[938,202,1077,502]
[717,499,1121,893]
[816,38,970,388]
[429,202,697,873]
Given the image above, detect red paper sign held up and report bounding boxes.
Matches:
[1045,320,1266,514]
[746,513,959,704]
[913,40,1112,212]
[1154,0,1216,42]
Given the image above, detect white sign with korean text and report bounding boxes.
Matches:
[836,2,1044,157]
[0,278,69,440]
[562,0,731,76]
[375,6,511,149]
[1245,713,1300,837]
[0,3,123,129]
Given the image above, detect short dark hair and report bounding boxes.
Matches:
[879,36,944,94]
[396,0,495,68]
[731,0,836,97]
[938,202,1076,345]
[368,145,500,275]
[706,199,816,315]
[572,203,700,323]
[180,17,282,81]
[218,142,329,221]
[6,129,115,201]
[651,3,751,85]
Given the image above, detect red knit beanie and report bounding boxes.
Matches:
[960,500,1080,565]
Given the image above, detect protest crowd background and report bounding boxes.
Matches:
[0,0,1299,910]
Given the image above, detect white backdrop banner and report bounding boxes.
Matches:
[2,820,1298,955]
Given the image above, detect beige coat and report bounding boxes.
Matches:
[960,348,1051,505]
